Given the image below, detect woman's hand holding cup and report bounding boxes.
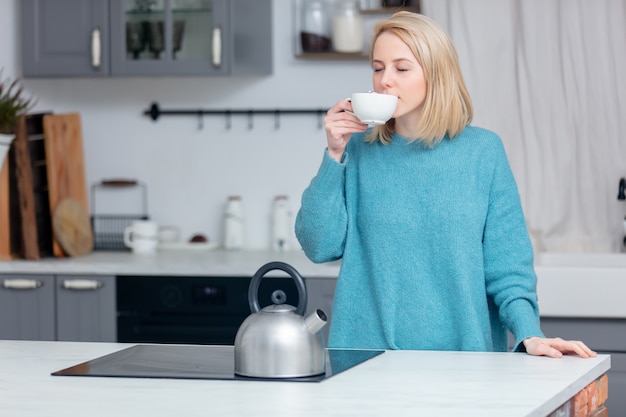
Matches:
[324,98,368,162]
[324,93,398,162]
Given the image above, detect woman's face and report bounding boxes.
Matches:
[372,32,427,133]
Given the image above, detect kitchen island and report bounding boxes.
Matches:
[1,251,622,414]
[0,340,609,417]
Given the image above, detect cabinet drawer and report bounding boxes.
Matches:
[0,274,55,340]
[540,318,626,352]
[56,275,117,342]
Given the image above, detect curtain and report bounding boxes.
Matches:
[423,0,626,252]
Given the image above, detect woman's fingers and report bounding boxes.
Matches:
[555,339,597,358]
[324,100,368,161]
[524,337,597,358]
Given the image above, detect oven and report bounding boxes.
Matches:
[116,275,299,345]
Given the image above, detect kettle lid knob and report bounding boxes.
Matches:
[271,289,287,305]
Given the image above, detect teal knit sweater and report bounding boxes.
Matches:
[295,126,544,352]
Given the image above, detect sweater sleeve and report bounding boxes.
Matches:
[295,149,349,263]
[482,140,544,351]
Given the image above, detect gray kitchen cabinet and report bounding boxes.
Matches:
[0,273,116,342]
[22,0,272,77]
[305,277,337,346]
[540,318,626,415]
[55,275,117,342]
[0,274,56,340]
[21,0,111,77]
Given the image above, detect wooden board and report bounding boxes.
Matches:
[13,116,40,260]
[14,114,54,259]
[27,114,54,258]
[43,113,89,257]
[0,144,11,260]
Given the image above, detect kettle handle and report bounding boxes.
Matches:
[249,261,307,316]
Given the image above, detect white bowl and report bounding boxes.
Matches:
[350,92,398,125]
[157,225,180,244]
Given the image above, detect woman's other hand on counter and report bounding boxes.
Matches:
[523,336,598,358]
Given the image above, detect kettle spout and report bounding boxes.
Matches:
[304,309,327,334]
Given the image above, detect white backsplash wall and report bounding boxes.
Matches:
[1,0,373,249]
[3,0,625,252]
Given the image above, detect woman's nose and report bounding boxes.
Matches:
[378,70,393,88]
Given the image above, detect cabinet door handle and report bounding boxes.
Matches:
[2,279,44,290]
[63,279,104,290]
[212,25,222,68]
[91,27,101,70]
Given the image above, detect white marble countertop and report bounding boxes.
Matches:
[0,250,341,278]
[0,340,610,417]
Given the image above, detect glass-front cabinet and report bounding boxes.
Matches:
[110,0,230,75]
[21,0,272,77]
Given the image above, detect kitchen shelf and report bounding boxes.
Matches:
[295,52,368,60]
[293,1,421,60]
[360,6,421,14]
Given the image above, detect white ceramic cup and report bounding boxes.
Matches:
[350,92,398,125]
[124,220,159,254]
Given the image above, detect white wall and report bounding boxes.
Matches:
[3,0,625,252]
[1,0,375,249]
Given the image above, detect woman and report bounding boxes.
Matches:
[295,12,595,358]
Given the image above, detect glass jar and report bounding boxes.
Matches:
[332,0,364,53]
[301,0,331,52]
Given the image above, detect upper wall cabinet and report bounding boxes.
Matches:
[21,0,272,77]
[21,0,110,77]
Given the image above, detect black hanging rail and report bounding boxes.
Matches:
[143,102,328,130]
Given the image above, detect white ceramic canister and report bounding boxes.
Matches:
[224,195,245,251]
[332,0,364,53]
[271,195,292,251]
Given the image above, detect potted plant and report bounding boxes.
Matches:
[0,68,35,166]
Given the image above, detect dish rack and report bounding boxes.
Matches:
[90,179,149,251]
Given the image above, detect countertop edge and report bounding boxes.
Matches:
[530,354,610,417]
[0,250,341,278]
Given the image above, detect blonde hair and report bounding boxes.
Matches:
[367,12,473,146]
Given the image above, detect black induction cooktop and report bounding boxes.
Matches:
[51,345,384,383]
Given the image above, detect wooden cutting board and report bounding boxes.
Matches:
[52,197,93,257]
[13,116,40,260]
[43,113,89,257]
[0,146,10,260]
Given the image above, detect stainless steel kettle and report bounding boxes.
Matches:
[234,261,327,378]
